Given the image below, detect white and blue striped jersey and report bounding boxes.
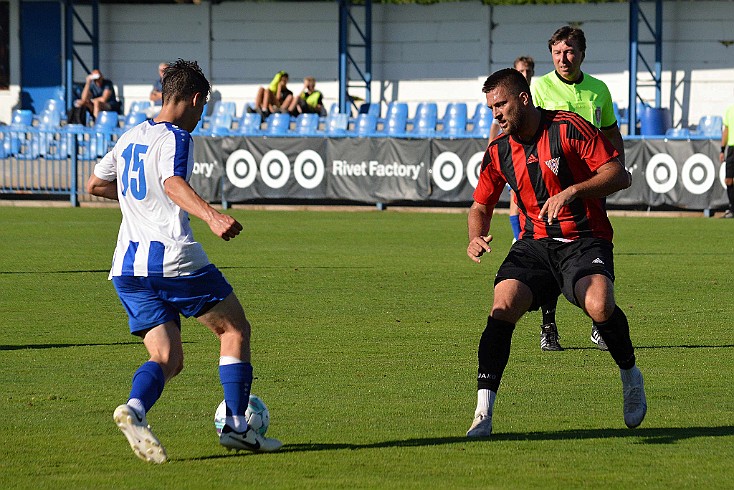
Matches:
[94,120,210,278]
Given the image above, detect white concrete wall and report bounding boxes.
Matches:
[0,0,21,123]
[2,0,734,127]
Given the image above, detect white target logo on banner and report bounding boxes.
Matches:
[680,153,715,195]
[294,150,325,189]
[466,152,484,189]
[225,149,258,189]
[432,152,464,191]
[260,150,291,189]
[645,153,678,194]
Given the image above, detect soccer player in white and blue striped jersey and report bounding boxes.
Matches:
[87,59,282,463]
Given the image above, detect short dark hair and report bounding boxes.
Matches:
[161,59,211,105]
[548,26,587,53]
[482,68,530,96]
[514,56,535,70]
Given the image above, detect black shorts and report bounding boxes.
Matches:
[726,147,734,179]
[494,237,615,311]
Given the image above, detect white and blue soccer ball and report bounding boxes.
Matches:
[215,394,270,436]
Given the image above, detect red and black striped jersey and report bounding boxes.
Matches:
[473,109,619,241]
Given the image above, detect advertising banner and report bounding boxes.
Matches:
[611,138,727,209]
[191,136,726,210]
[326,137,431,202]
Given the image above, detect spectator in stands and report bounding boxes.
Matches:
[146,62,169,118]
[287,77,326,117]
[721,103,734,218]
[250,71,293,121]
[529,25,627,352]
[490,56,535,251]
[150,63,168,105]
[73,69,121,121]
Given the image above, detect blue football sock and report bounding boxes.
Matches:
[128,361,165,413]
[219,362,253,417]
[509,214,521,240]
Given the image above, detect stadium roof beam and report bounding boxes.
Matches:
[628,0,663,136]
[338,0,372,115]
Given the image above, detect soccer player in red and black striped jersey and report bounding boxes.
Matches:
[465,68,646,438]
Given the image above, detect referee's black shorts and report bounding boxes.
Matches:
[494,237,615,311]
[725,147,734,179]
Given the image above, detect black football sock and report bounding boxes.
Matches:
[593,306,636,370]
[727,185,734,211]
[541,296,558,325]
[476,316,515,392]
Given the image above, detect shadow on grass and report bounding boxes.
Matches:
[0,265,372,275]
[560,344,734,351]
[182,425,734,461]
[1,342,145,350]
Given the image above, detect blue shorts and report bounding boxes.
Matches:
[112,264,234,335]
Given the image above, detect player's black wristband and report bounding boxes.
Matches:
[722,146,726,153]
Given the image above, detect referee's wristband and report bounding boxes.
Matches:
[722,146,726,153]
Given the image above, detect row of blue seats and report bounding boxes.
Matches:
[0,125,118,160]
[193,101,495,138]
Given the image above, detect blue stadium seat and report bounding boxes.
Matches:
[241,101,256,117]
[354,113,378,137]
[90,111,120,156]
[123,112,148,129]
[665,127,691,139]
[6,111,38,159]
[613,102,628,127]
[42,98,66,122]
[35,110,65,158]
[95,111,120,131]
[295,113,321,136]
[470,103,493,138]
[129,100,152,115]
[37,109,61,129]
[440,102,468,137]
[410,102,438,137]
[696,115,723,138]
[209,113,233,136]
[210,101,237,120]
[265,113,292,136]
[238,113,263,135]
[384,103,408,137]
[358,102,381,119]
[325,113,349,136]
[65,124,97,161]
[0,132,21,158]
[11,109,33,127]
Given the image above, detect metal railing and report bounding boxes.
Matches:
[0,125,119,206]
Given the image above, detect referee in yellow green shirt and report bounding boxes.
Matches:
[529,26,628,352]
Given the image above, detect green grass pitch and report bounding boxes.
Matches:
[0,205,733,488]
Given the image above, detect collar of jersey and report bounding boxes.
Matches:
[554,70,584,85]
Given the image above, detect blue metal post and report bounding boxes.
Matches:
[364,0,372,105]
[628,0,639,135]
[65,0,74,112]
[654,0,663,108]
[338,0,348,115]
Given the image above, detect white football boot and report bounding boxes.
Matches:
[219,424,283,452]
[466,412,493,438]
[621,366,647,428]
[113,404,167,464]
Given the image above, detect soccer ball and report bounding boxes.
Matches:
[214,394,270,436]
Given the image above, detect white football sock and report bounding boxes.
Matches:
[126,398,146,419]
[219,355,242,366]
[475,389,496,416]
